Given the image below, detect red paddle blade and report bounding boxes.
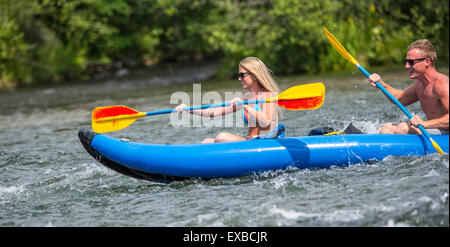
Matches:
[92,105,145,133]
[276,95,324,110]
[92,105,139,121]
[272,82,325,110]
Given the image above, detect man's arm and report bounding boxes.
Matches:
[397,82,419,106]
[411,114,449,129]
[368,73,418,106]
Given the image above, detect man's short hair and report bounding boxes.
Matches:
[407,39,437,65]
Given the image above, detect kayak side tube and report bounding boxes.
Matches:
[299,134,448,167]
[78,129,449,183]
[78,130,303,182]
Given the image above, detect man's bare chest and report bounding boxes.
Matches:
[416,85,444,116]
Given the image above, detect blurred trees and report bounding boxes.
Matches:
[0,0,448,89]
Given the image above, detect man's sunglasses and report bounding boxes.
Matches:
[238,72,251,79]
[404,57,427,66]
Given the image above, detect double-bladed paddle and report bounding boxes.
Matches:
[322,26,445,155]
[92,82,325,133]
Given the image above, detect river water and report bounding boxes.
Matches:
[0,64,448,227]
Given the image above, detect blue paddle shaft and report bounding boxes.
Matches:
[145,99,265,116]
[356,64,433,140]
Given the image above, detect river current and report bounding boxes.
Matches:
[0,64,448,227]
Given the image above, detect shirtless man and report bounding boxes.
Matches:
[368,39,449,134]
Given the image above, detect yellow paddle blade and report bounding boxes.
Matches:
[431,139,445,155]
[270,82,325,110]
[322,26,359,65]
[92,105,146,133]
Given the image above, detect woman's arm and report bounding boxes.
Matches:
[175,97,244,117]
[244,92,277,128]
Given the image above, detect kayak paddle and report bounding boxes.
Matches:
[92,82,325,133]
[322,26,445,155]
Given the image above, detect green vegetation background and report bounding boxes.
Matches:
[1,0,448,89]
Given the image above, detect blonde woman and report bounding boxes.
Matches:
[176,57,280,143]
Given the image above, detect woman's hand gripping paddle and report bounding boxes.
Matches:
[92,82,325,133]
[322,26,445,155]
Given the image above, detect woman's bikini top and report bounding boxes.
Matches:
[242,103,262,125]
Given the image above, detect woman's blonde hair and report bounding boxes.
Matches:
[239,57,279,93]
[239,57,282,119]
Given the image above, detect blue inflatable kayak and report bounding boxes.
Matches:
[78,129,449,183]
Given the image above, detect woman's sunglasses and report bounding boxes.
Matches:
[238,72,251,79]
[404,57,427,66]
